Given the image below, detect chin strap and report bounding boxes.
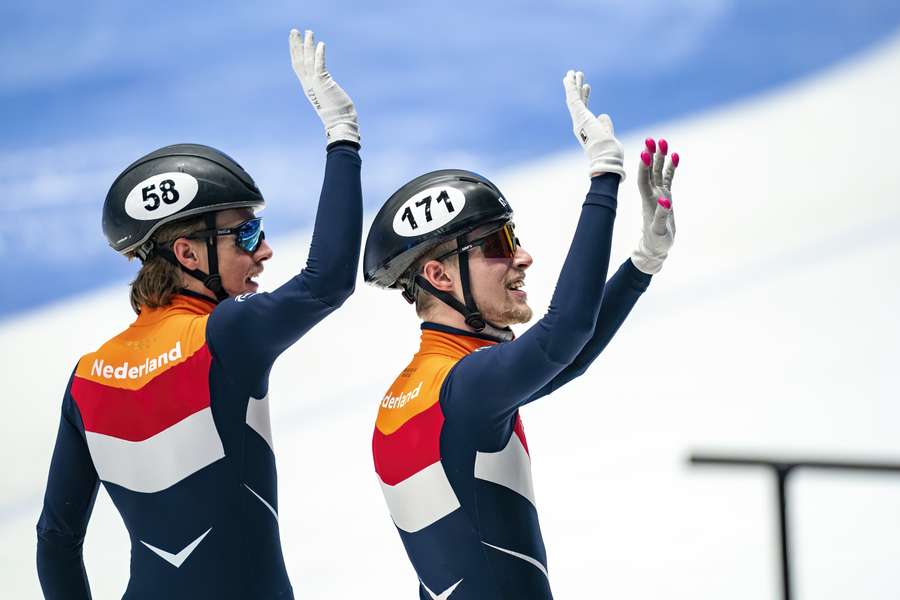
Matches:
[455,246,486,330]
[151,213,229,303]
[409,234,514,342]
[198,213,229,302]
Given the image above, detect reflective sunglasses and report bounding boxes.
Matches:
[435,222,520,261]
[188,217,265,254]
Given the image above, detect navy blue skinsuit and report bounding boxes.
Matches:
[373,173,652,598]
[36,143,361,599]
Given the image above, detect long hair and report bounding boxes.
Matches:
[126,216,207,314]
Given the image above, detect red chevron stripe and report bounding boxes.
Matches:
[373,401,444,486]
[514,413,529,455]
[71,345,212,442]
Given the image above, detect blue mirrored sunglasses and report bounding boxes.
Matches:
[188,217,265,254]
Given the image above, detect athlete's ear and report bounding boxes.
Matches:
[421,259,455,292]
[171,237,206,271]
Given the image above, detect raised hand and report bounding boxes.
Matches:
[289,29,360,145]
[632,137,679,274]
[563,70,625,179]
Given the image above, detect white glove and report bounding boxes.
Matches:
[563,70,625,180]
[289,29,359,145]
[632,137,679,275]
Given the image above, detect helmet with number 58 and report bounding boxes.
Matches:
[102,143,265,258]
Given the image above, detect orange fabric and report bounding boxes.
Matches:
[375,328,496,435]
[75,295,214,391]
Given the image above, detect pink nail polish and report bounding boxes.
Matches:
[658,197,671,209]
[671,153,680,167]
[659,139,668,155]
[641,151,651,166]
[645,138,656,153]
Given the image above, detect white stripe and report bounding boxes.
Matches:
[422,578,463,599]
[85,408,225,493]
[244,483,278,521]
[482,541,549,579]
[245,394,274,450]
[141,527,212,568]
[378,462,461,533]
[474,431,536,506]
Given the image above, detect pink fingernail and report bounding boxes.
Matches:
[672,153,680,167]
[659,139,668,155]
[645,138,656,153]
[641,151,651,166]
[658,197,671,209]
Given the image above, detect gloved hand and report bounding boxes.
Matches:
[563,70,625,179]
[289,29,360,146]
[632,137,679,275]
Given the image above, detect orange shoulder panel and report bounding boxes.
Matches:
[375,353,457,435]
[75,313,209,391]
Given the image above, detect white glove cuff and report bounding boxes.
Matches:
[631,238,668,275]
[326,121,360,145]
[630,253,663,275]
[589,157,625,179]
[585,138,625,180]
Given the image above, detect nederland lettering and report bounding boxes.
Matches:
[90,341,183,380]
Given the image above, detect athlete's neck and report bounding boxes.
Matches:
[421,321,514,343]
[179,275,219,302]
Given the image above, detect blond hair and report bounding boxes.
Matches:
[127,216,207,314]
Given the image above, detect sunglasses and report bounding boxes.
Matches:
[188,217,265,254]
[434,222,520,261]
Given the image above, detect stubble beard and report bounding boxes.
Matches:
[486,300,533,327]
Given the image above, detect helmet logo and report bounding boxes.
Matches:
[392,186,466,237]
[125,172,199,221]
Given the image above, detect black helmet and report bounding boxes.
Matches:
[364,169,513,288]
[364,169,514,335]
[103,143,266,302]
[103,143,265,256]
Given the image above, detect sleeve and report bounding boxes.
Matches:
[441,173,619,437]
[36,374,100,600]
[206,143,362,391]
[523,258,651,402]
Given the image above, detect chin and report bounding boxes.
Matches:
[490,304,533,327]
[511,308,534,324]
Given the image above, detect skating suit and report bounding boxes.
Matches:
[37,143,362,599]
[373,173,653,599]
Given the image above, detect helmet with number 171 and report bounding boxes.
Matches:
[364,169,516,331]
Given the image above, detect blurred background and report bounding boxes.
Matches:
[2,1,900,598]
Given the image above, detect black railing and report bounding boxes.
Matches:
[689,453,900,600]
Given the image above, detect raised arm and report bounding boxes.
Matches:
[525,137,681,400]
[443,71,625,432]
[207,30,363,391]
[36,375,100,600]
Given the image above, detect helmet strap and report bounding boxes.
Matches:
[413,274,472,323]
[455,238,486,330]
[154,213,229,303]
[200,213,229,302]
[411,234,514,342]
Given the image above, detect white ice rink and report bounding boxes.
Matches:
[3,31,900,599]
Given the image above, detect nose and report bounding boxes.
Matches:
[254,238,273,262]
[514,245,533,270]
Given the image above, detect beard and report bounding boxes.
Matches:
[484,299,533,326]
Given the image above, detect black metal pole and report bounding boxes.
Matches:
[690,453,900,600]
[775,465,792,600]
